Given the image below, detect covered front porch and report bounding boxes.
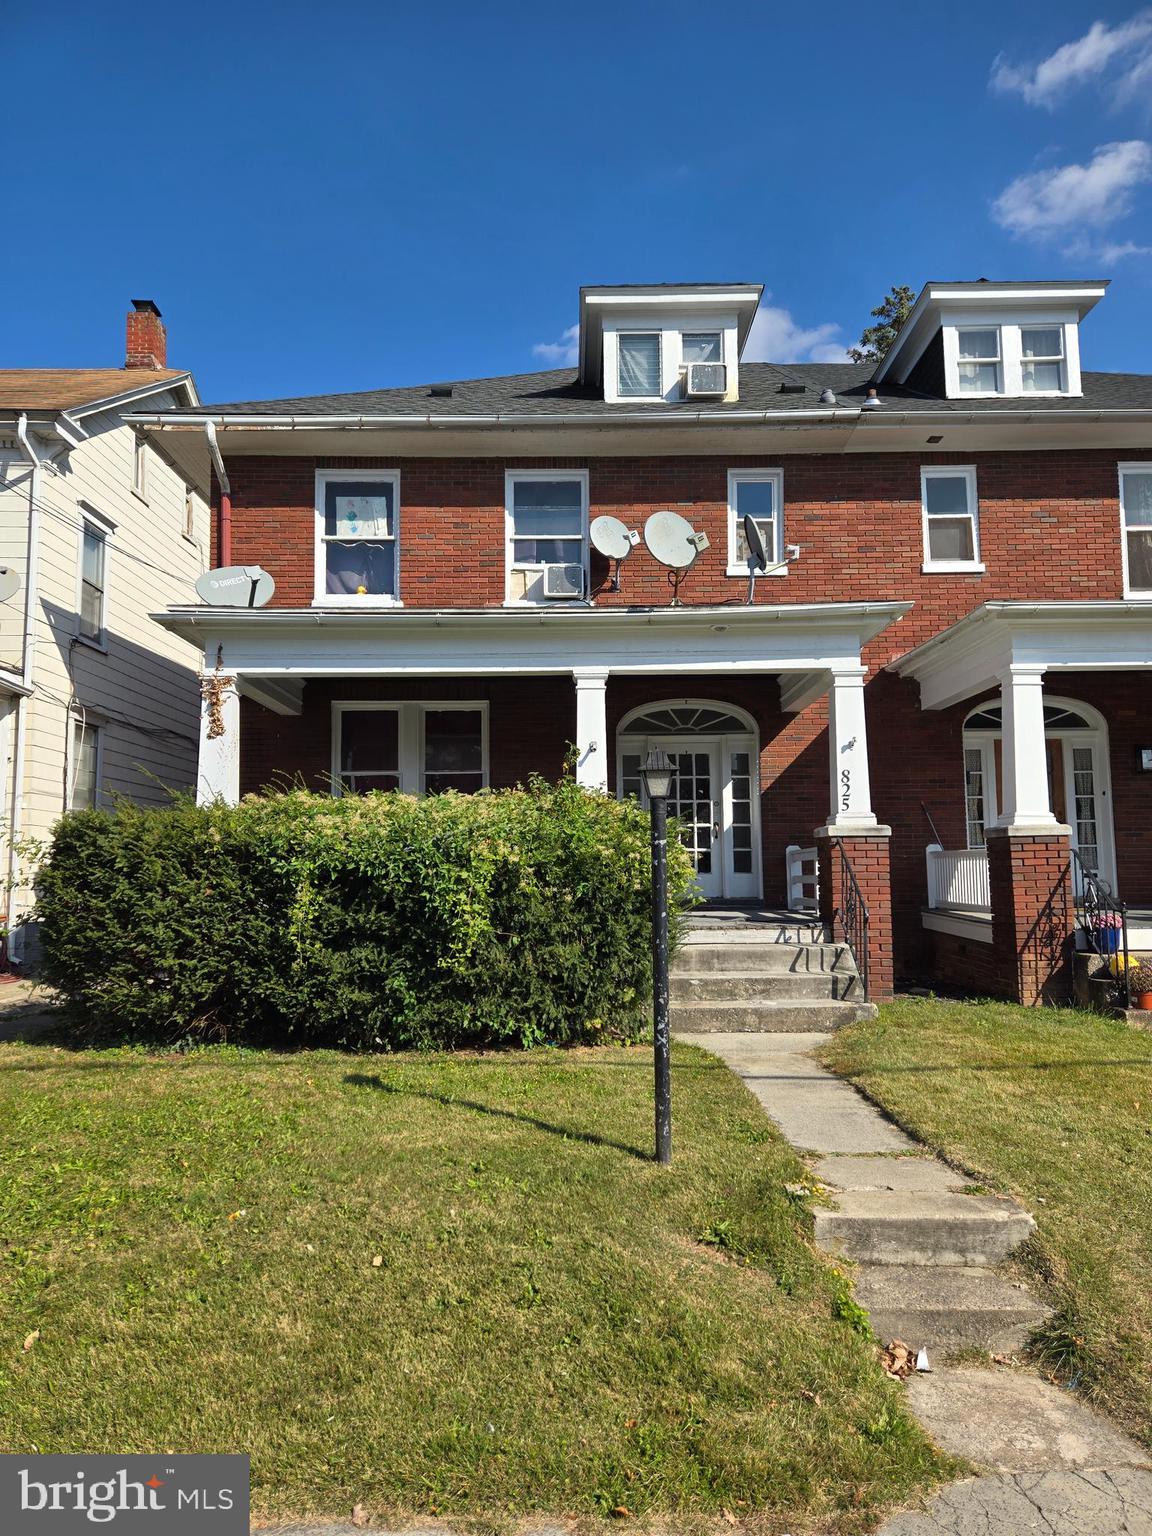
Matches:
[893,602,1152,1000]
[157,601,910,996]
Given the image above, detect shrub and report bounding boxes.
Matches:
[34,780,696,1050]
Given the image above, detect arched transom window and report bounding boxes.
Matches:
[621,705,751,735]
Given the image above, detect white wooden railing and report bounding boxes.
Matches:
[925,843,991,912]
[785,844,820,913]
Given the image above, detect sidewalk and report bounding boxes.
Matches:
[691,1030,1152,1536]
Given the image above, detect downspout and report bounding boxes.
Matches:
[7,414,44,964]
[205,421,231,565]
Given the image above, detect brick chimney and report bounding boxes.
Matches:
[125,299,167,369]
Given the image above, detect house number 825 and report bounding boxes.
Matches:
[840,767,851,812]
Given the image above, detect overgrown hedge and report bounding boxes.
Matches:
[35,781,695,1050]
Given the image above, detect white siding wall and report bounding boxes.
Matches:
[0,395,209,932]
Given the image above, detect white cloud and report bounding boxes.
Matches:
[743,303,849,364]
[1095,237,1152,260]
[991,12,1152,107]
[992,140,1152,238]
[532,324,579,366]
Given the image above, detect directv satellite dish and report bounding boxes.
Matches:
[195,565,276,609]
[0,566,21,603]
[644,511,710,606]
[590,515,639,592]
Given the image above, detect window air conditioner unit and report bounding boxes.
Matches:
[542,563,585,599]
[685,361,727,397]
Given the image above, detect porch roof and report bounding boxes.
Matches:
[890,600,1152,710]
[156,601,911,717]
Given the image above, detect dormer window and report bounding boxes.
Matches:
[618,333,662,397]
[683,333,721,365]
[957,329,1001,394]
[1021,326,1064,392]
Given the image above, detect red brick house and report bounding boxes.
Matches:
[133,280,1152,1004]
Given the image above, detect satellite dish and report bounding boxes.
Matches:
[0,566,21,603]
[644,512,710,606]
[590,515,639,592]
[195,565,276,609]
[742,514,768,605]
[743,514,768,573]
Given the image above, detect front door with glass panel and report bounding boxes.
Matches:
[617,704,761,903]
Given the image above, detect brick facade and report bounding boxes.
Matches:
[223,447,1152,1000]
[986,830,1075,1006]
[817,830,895,1001]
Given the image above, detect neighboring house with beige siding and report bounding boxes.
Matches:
[0,300,208,960]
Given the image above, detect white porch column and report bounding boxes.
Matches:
[573,668,609,790]
[825,666,878,830]
[197,673,241,805]
[996,664,1062,830]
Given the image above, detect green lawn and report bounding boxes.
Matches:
[0,1037,951,1530]
[821,999,1152,1447]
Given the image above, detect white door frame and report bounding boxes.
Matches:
[616,699,763,902]
[963,694,1117,890]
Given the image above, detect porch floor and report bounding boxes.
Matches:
[686,905,822,930]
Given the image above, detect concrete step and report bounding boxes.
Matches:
[672,941,850,974]
[681,923,832,945]
[670,998,875,1033]
[671,971,862,1003]
[813,1190,1036,1267]
[853,1264,1053,1355]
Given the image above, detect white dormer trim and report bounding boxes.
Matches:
[941,310,1084,399]
[578,285,762,401]
[875,280,1107,392]
[603,310,742,404]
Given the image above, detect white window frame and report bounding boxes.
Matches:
[504,468,589,606]
[920,464,984,574]
[68,716,102,811]
[1020,325,1066,394]
[616,331,664,400]
[313,469,402,608]
[331,701,489,797]
[726,468,785,578]
[132,433,148,501]
[1119,461,1152,598]
[954,327,1002,395]
[76,506,113,650]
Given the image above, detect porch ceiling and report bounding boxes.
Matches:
[158,601,910,714]
[890,601,1152,709]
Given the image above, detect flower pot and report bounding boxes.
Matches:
[1136,992,1152,1011]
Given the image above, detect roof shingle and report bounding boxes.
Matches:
[0,369,187,412]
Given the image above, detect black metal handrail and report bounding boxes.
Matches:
[1071,848,1131,1010]
[833,838,870,1002]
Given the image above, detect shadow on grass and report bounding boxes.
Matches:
[345,1071,656,1160]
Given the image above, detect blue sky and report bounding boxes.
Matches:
[5,1,1152,401]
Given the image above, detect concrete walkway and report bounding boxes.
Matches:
[689,1030,1152,1535]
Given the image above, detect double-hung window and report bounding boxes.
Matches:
[506,470,587,603]
[315,470,399,603]
[727,469,783,576]
[333,703,487,796]
[921,465,982,572]
[956,328,1001,393]
[617,333,662,397]
[1020,326,1065,392]
[1120,464,1152,595]
[70,719,100,810]
[79,517,108,644]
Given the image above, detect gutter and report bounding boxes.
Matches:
[204,421,232,564]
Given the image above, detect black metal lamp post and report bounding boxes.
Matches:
[640,747,675,1165]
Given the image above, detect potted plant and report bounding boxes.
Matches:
[1092,910,1124,954]
[1128,962,1152,1011]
